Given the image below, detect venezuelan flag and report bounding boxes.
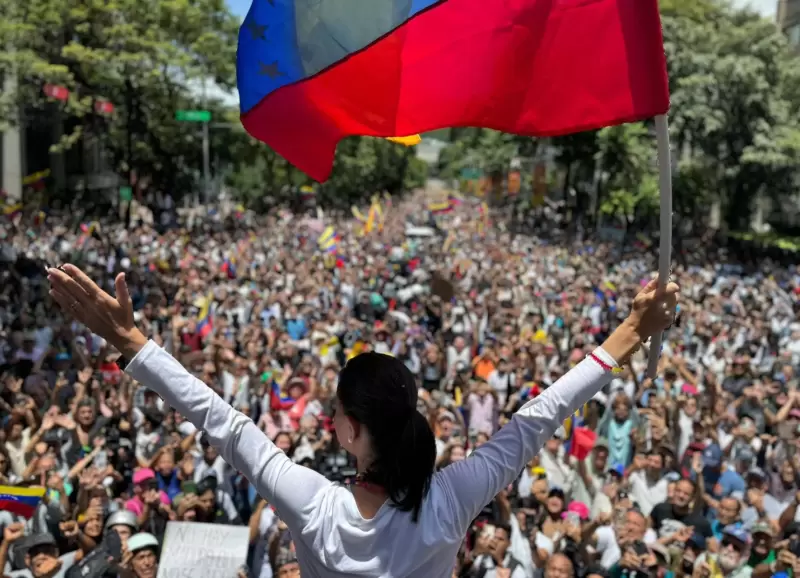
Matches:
[365,205,378,234]
[269,379,296,411]
[428,201,452,216]
[196,293,214,339]
[562,403,587,454]
[222,257,237,279]
[447,192,463,207]
[0,485,46,518]
[236,0,669,181]
[3,203,22,219]
[317,226,339,253]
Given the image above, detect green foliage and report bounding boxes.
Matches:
[0,0,240,195]
[225,134,428,210]
[436,0,800,233]
[597,124,659,221]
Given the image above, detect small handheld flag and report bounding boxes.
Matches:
[317,226,340,253]
[196,293,214,339]
[0,485,46,518]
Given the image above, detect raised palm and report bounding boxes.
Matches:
[48,264,137,352]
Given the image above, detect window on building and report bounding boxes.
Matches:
[788,23,800,46]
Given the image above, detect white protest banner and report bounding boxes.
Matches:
[156,522,249,578]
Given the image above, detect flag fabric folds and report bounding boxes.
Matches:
[317,226,340,253]
[237,0,669,181]
[0,486,46,518]
[196,293,214,339]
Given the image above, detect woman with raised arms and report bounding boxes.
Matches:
[47,264,677,578]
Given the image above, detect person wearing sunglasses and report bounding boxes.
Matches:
[693,525,751,578]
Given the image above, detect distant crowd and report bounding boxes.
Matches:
[1,193,800,578]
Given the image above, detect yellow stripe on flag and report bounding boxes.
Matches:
[386,135,421,146]
[0,485,46,498]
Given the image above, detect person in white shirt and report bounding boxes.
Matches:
[47,264,677,578]
[628,451,670,517]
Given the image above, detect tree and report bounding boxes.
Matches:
[597,123,659,225]
[0,0,239,196]
[662,0,800,231]
[225,134,428,210]
[435,0,800,234]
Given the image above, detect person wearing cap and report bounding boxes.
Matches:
[534,487,570,559]
[694,525,752,578]
[747,522,776,574]
[680,533,708,576]
[125,532,159,578]
[589,465,624,520]
[2,523,77,578]
[740,468,782,529]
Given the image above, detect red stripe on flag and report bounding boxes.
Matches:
[241,0,669,181]
[0,500,37,518]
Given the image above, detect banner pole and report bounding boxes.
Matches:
[646,114,673,378]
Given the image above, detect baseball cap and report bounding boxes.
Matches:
[722,524,751,545]
[132,468,156,485]
[751,522,773,538]
[438,410,456,423]
[23,533,57,551]
[687,533,707,550]
[736,447,755,464]
[565,501,590,521]
[608,464,625,478]
[553,426,566,439]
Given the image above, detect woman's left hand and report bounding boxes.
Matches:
[626,277,680,340]
[48,264,147,358]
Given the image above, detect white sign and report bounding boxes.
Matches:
[156,522,249,578]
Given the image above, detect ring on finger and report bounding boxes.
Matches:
[70,301,80,311]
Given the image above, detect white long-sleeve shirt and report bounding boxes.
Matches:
[127,341,614,578]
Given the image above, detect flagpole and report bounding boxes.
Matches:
[646,114,673,378]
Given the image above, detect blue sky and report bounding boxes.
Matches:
[734,0,776,16]
[227,0,249,18]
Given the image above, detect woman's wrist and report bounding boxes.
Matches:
[601,320,643,366]
[113,328,148,360]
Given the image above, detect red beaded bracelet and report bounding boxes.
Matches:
[588,352,623,374]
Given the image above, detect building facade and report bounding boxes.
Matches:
[778,0,800,46]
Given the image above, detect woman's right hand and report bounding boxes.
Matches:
[48,264,147,358]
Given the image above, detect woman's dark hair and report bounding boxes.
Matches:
[338,352,435,522]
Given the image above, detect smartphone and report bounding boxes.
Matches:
[93,450,107,470]
[632,541,649,557]
[565,511,581,528]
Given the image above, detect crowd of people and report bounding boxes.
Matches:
[1,190,800,578]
